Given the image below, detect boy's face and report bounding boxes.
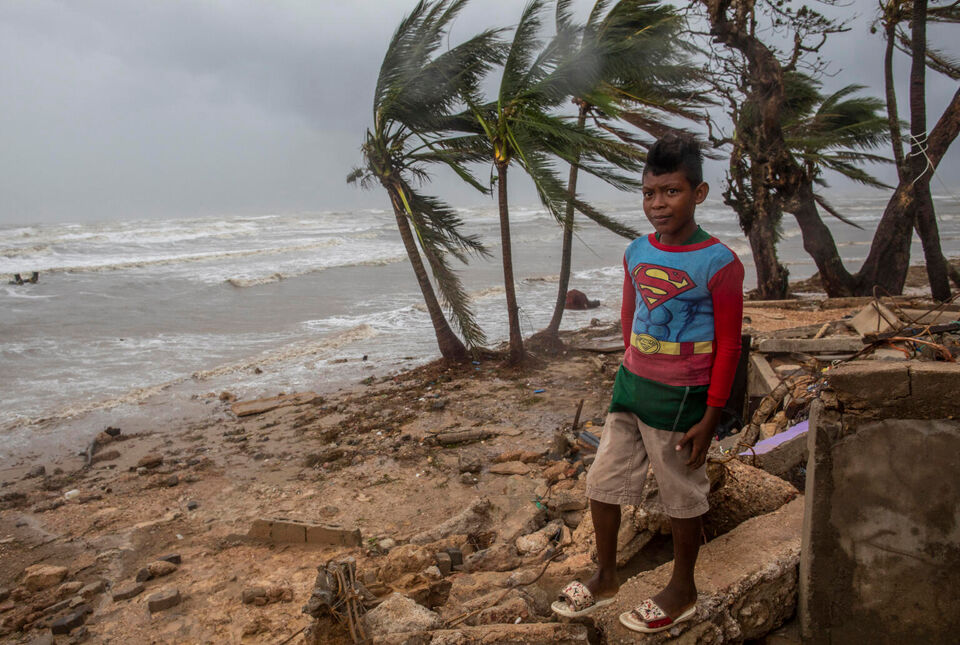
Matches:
[641,170,709,244]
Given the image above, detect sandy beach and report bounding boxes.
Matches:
[0,296,874,644]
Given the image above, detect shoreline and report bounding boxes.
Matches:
[0,287,953,642]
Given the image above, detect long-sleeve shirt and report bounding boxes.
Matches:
[610,227,744,431]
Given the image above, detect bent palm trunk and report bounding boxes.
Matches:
[388,188,468,362]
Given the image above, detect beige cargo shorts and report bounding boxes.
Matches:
[585,411,709,518]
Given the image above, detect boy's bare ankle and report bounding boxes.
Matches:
[585,569,620,597]
[651,583,697,617]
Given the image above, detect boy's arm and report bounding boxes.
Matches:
[621,257,635,350]
[676,256,745,468]
[706,256,745,408]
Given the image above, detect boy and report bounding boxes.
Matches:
[551,134,744,633]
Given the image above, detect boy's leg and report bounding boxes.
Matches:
[651,515,701,616]
[635,419,710,618]
[585,499,621,597]
[582,412,651,599]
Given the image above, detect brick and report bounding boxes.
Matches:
[305,524,361,547]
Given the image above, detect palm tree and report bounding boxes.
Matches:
[461,0,645,364]
[542,0,710,343]
[723,72,890,297]
[348,0,503,361]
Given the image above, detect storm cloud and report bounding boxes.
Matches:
[1,0,957,225]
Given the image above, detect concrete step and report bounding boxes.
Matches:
[591,497,804,644]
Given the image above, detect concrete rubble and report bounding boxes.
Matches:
[3,294,955,643]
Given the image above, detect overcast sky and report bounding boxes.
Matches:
[1,0,957,225]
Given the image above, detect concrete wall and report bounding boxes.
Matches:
[799,363,960,644]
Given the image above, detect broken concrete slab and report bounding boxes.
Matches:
[247,519,361,546]
[364,592,441,639]
[826,362,960,420]
[756,338,863,354]
[801,416,960,643]
[748,353,780,397]
[230,392,320,417]
[410,497,491,545]
[372,622,590,644]
[592,498,804,643]
[847,301,900,337]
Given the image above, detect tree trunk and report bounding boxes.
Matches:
[747,214,789,300]
[787,184,856,296]
[908,0,951,300]
[388,188,468,362]
[496,163,525,365]
[544,106,588,340]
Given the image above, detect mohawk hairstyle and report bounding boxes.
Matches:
[643,133,704,187]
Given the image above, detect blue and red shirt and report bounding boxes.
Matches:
[611,227,744,431]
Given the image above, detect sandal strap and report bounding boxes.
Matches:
[558,581,594,613]
[632,598,667,622]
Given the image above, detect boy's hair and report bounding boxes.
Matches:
[643,133,703,187]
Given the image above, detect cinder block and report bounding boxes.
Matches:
[305,524,361,547]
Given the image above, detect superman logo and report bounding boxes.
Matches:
[632,263,696,310]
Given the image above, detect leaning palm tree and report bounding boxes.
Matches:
[348,0,503,361]
[725,71,891,296]
[541,0,710,343]
[460,0,645,364]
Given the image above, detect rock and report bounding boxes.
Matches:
[22,565,69,592]
[136,467,148,476]
[137,454,163,469]
[459,473,478,485]
[112,583,144,601]
[463,543,521,573]
[489,461,532,476]
[163,474,179,488]
[186,500,199,511]
[135,568,151,583]
[247,518,361,546]
[242,587,267,604]
[457,453,482,474]
[493,450,523,463]
[147,588,181,613]
[562,510,585,529]
[231,392,320,417]
[63,489,81,500]
[541,461,573,484]
[104,426,121,437]
[242,616,271,637]
[378,538,396,552]
[372,623,590,644]
[23,465,46,479]
[379,545,434,583]
[157,553,182,565]
[90,450,121,464]
[410,497,492,545]
[477,595,533,625]
[516,520,564,556]
[443,547,463,568]
[434,552,452,576]
[50,605,88,634]
[363,592,440,637]
[147,560,177,579]
[0,587,9,602]
[266,585,294,603]
[57,581,84,598]
[27,634,54,645]
[544,480,587,513]
[78,581,105,600]
[95,431,115,446]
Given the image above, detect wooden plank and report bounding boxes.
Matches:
[755,338,863,354]
[570,335,624,353]
[748,353,780,397]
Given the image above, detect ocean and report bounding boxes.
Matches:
[1,194,957,460]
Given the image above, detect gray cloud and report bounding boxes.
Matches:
[0,0,956,225]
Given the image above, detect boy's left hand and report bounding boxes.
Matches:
[676,407,721,469]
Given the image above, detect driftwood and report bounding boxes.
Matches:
[741,381,790,447]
